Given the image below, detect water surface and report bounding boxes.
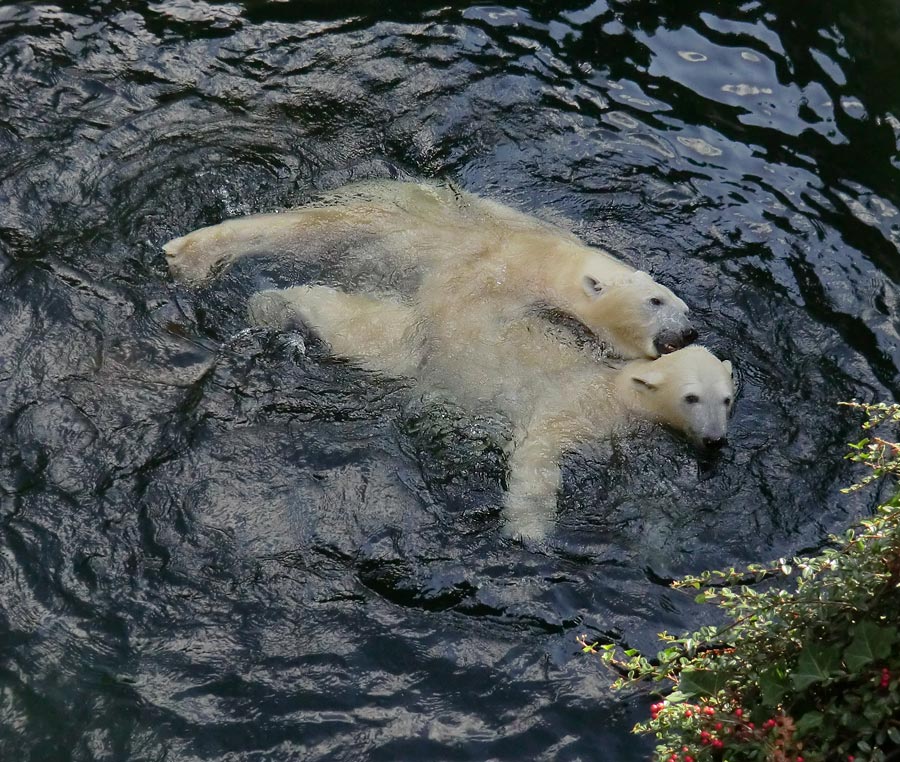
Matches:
[1,2,899,760]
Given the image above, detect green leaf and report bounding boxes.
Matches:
[665,690,689,704]
[759,667,789,707]
[843,622,898,672]
[888,727,900,745]
[794,711,824,736]
[678,670,728,698]
[791,644,842,690]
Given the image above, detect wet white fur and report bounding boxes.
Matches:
[248,286,734,540]
[164,180,691,359]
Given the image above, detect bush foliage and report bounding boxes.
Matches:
[585,401,900,762]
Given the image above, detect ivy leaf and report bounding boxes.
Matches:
[791,644,842,690]
[843,622,898,672]
[759,667,789,707]
[679,670,729,698]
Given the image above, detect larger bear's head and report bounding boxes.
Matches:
[579,268,696,359]
[619,345,735,450]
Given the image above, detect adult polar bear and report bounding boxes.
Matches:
[247,285,734,540]
[164,180,697,359]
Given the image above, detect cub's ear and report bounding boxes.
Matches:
[582,275,603,299]
[631,370,664,392]
[721,359,733,376]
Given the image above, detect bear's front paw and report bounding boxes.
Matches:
[501,493,554,542]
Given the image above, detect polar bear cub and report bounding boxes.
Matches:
[164,180,696,359]
[505,344,734,539]
[248,285,734,540]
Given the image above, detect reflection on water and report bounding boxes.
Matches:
[1,2,899,760]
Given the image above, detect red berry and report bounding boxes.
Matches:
[712,739,723,749]
[747,722,755,729]
[715,723,723,730]
[684,710,693,718]
[685,757,694,762]
[735,708,743,718]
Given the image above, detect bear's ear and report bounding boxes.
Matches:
[721,359,733,376]
[631,370,664,392]
[582,275,603,300]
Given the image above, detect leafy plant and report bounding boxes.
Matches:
[583,401,900,762]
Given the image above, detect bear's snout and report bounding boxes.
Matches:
[654,326,698,355]
[702,435,728,450]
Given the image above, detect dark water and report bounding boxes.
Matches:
[2,2,899,760]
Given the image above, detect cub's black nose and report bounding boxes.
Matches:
[702,436,727,450]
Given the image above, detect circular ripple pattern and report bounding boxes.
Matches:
[1,2,899,761]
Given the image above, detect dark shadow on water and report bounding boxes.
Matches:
[1,1,898,760]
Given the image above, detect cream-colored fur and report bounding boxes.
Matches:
[249,285,734,540]
[248,285,425,379]
[165,180,694,359]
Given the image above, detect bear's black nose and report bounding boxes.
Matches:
[702,436,727,450]
[683,327,699,345]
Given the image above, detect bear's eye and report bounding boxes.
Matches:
[684,394,700,404]
[724,397,732,406]
[649,297,664,307]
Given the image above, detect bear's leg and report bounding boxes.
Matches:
[502,421,566,541]
[247,285,424,378]
[163,205,394,284]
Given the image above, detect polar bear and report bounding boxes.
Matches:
[164,180,696,359]
[248,285,734,540]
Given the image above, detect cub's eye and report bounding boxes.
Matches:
[684,394,700,404]
[649,297,663,307]
[724,397,732,406]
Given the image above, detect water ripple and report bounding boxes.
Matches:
[1,2,899,760]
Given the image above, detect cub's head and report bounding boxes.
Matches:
[579,268,696,359]
[621,345,735,450]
